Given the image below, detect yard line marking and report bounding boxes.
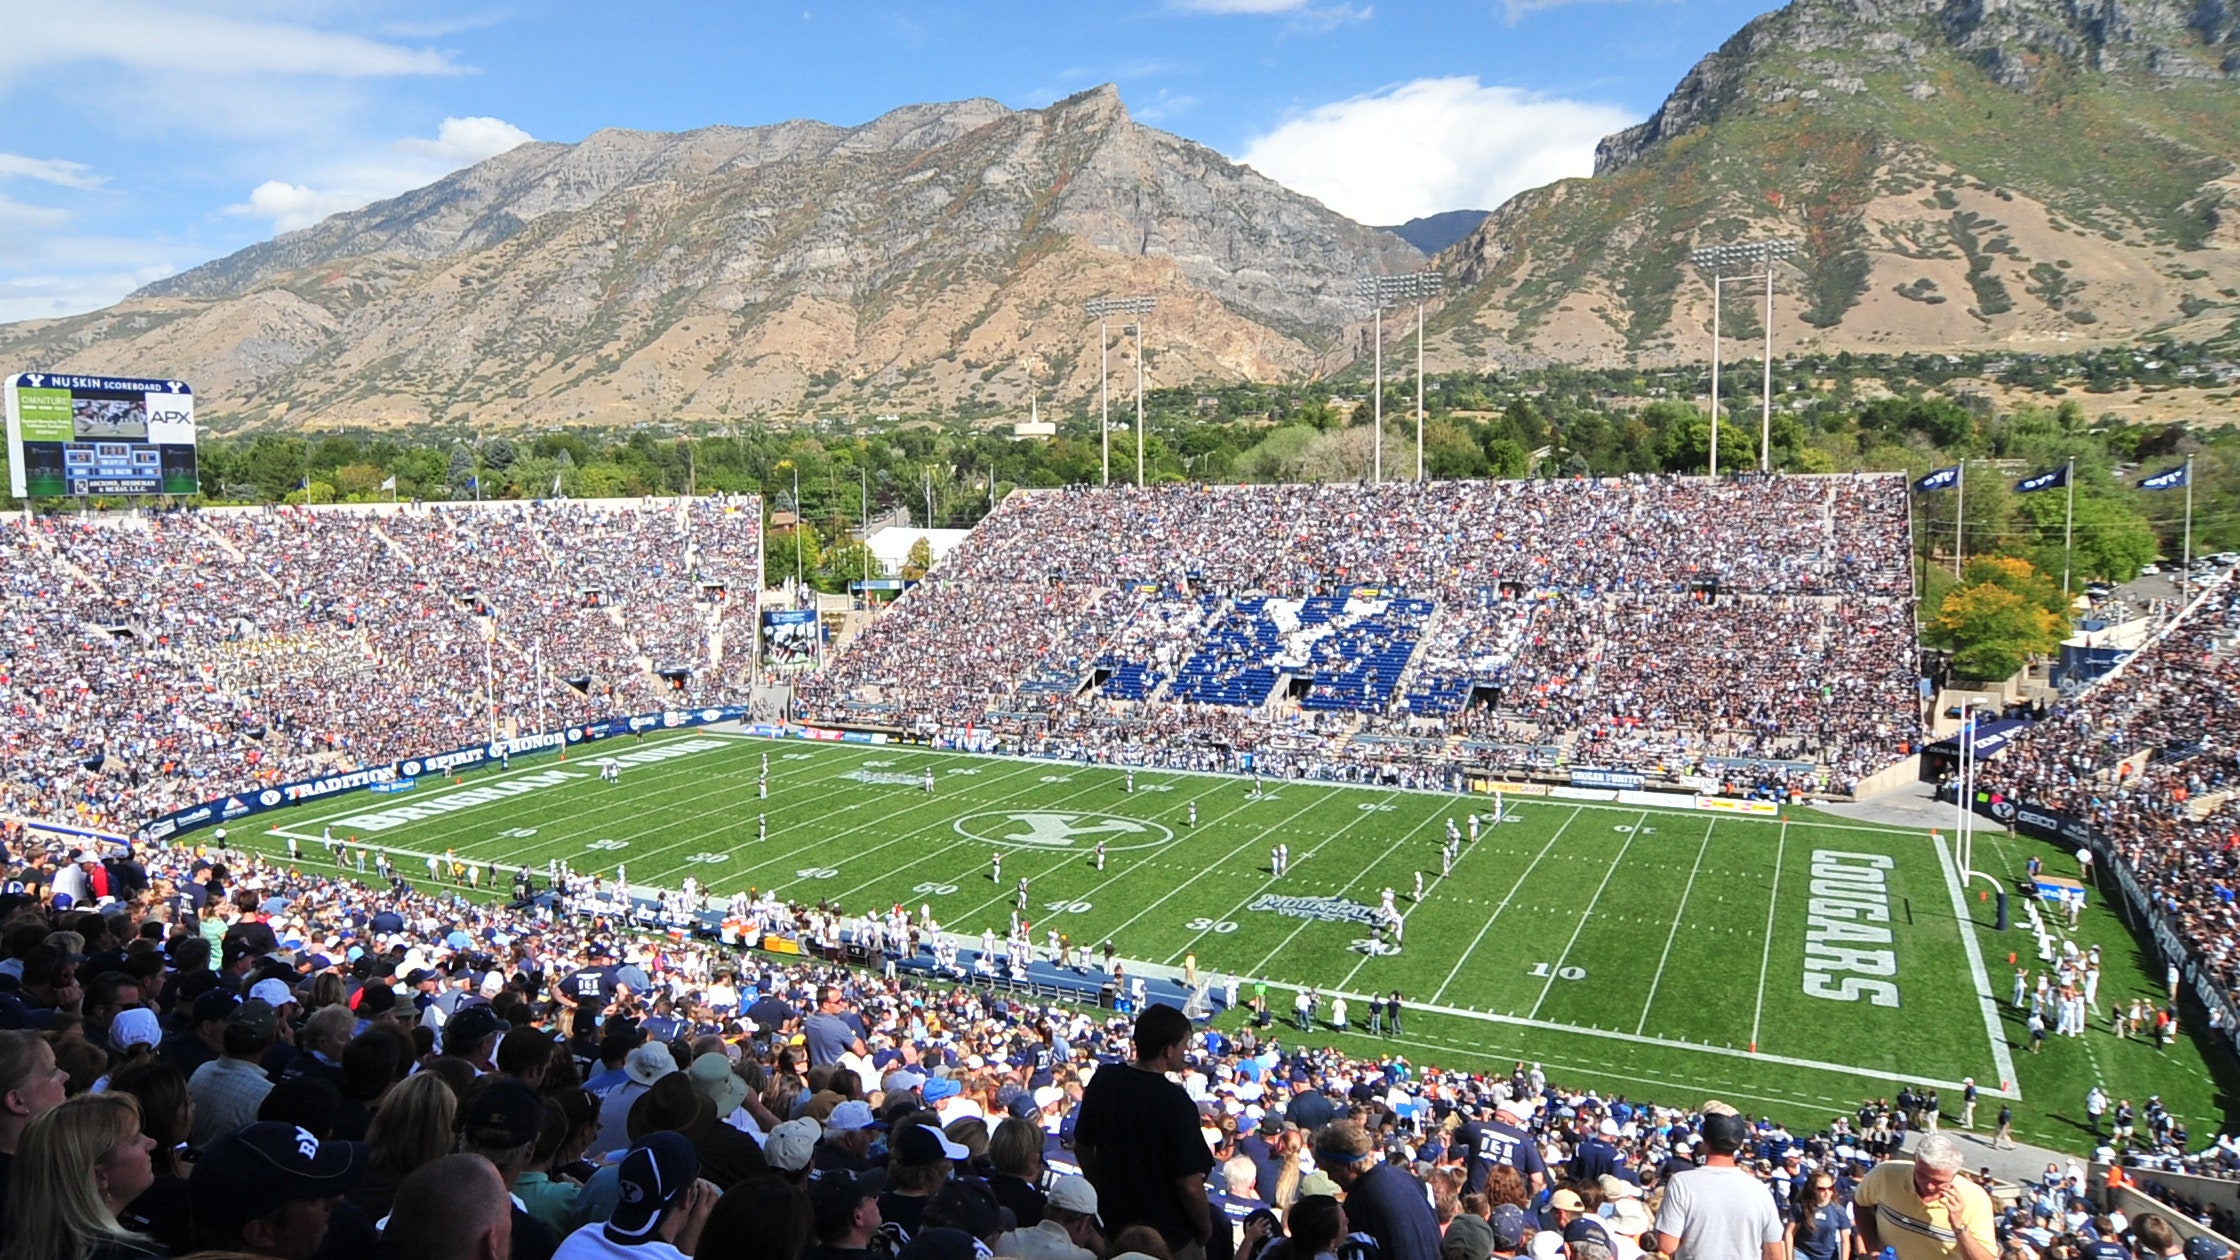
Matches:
[1333,801,1473,992]
[1935,831,2023,1098]
[1241,969,2017,1099]
[1527,811,1647,1019]
[1092,790,1355,956]
[1431,807,1584,1005]
[1181,790,1414,969]
[1232,796,1450,975]
[1636,818,1714,1035]
[1749,817,1789,1053]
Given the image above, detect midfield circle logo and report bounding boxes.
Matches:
[952,811,1174,851]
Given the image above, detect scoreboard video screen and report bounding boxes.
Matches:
[5,373,198,498]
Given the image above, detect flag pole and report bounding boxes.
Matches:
[1955,461,1965,581]
[2061,455,2075,600]
[2184,453,2196,600]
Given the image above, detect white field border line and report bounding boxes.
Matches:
[1936,831,2023,1097]
[1183,790,1413,970]
[932,778,1320,934]
[1527,811,1648,1020]
[298,741,942,866]
[1431,806,1585,1005]
[1355,1027,1896,1116]
[877,744,1937,841]
[1333,802,1471,993]
[1749,818,1789,1053]
[1242,971,2020,1100]
[806,768,1169,902]
[1636,817,1715,1036]
[271,729,739,834]
[276,745,1056,900]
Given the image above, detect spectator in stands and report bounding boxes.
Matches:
[187,999,278,1150]
[0,1031,70,1234]
[552,1133,717,1260]
[1652,1111,1782,1260]
[1852,1133,1995,1260]
[1310,1120,1440,1260]
[0,1093,162,1260]
[186,1119,367,1260]
[384,1155,513,1260]
[1075,1003,1217,1260]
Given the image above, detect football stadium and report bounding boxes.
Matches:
[5,470,2234,1172]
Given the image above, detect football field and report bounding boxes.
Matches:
[230,728,2233,1149]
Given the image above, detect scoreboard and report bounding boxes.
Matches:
[5,373,198,498]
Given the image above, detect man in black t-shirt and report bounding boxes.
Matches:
[1073,1004,1216,1259]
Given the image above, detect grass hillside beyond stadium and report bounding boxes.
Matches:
[222,730,2236,1148]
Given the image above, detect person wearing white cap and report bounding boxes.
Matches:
[996,1174,1101,1260]
[815,1100,882,1174]
[760,1117,822,1183]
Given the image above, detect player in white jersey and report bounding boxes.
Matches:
[1446,818,1460,845]
[1094,841,1106,871]
[1187,801,1197,827]
[1125,769,1135,793]
[1413,870,1424,901]
[923,768,935,793]
[1468,814,1481,843]
[1016,876,1030,911]
[1380,886,1397,918]
[758,775,767,799]
[992,851,1003,883]
[757,815,767,843]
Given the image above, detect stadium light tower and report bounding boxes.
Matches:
[1357,273,1443,484]
[1086,296,1157,487]
[1688,239,1798,476]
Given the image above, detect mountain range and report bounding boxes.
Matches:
[11,0,2240,427]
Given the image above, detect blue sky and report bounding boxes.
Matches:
[0,0,1783,323]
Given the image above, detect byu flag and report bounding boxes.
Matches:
[2140,464,2190,491]
[1914,465,1961,493]
[2015,465,2070,493]
[380,474,397,491]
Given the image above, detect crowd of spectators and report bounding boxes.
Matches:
[1969,576,2240,1183]
[0,820,2095,1260]
[798,476,1918,797]
[0,498,760,840]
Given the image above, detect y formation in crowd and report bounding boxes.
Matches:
[0,478,2231,1260]
[797,475,1918,802]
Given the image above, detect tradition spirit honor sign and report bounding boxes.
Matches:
[5,373,199,498]
[952,811,1173,851]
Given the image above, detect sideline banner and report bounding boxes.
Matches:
[1695,795,1779,816]
[138,705,752,843]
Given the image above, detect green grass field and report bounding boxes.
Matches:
[222,729,2237,1151]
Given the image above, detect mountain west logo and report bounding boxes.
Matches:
[1246,895,1385,927]
[953,811,1173,852]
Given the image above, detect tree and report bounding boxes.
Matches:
[1928,556,2066,681]
[765,522,824,589]
[446,444,478,495]
[817,540,873,593]
[902,536,934,580]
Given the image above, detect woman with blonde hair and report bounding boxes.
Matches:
[0,1092,162,1260]
[347,1070,456,1218]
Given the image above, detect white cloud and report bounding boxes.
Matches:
[397,116,534,165]
[0,262,177,324]
[1238,76,1635,225]
[0,1,461,81]
[0,195,69,229]
[228,115,534,232]
[0,155,102,190]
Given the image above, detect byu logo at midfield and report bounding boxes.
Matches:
[953,811,1174,851]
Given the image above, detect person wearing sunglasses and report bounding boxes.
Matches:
[1788,1174,1850,1260]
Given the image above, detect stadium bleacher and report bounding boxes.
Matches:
[798,474,1920,797]
[0,498,759,837]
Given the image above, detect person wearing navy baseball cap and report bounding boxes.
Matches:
[187,1120,365,1259]
[552,1132,718,1260]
